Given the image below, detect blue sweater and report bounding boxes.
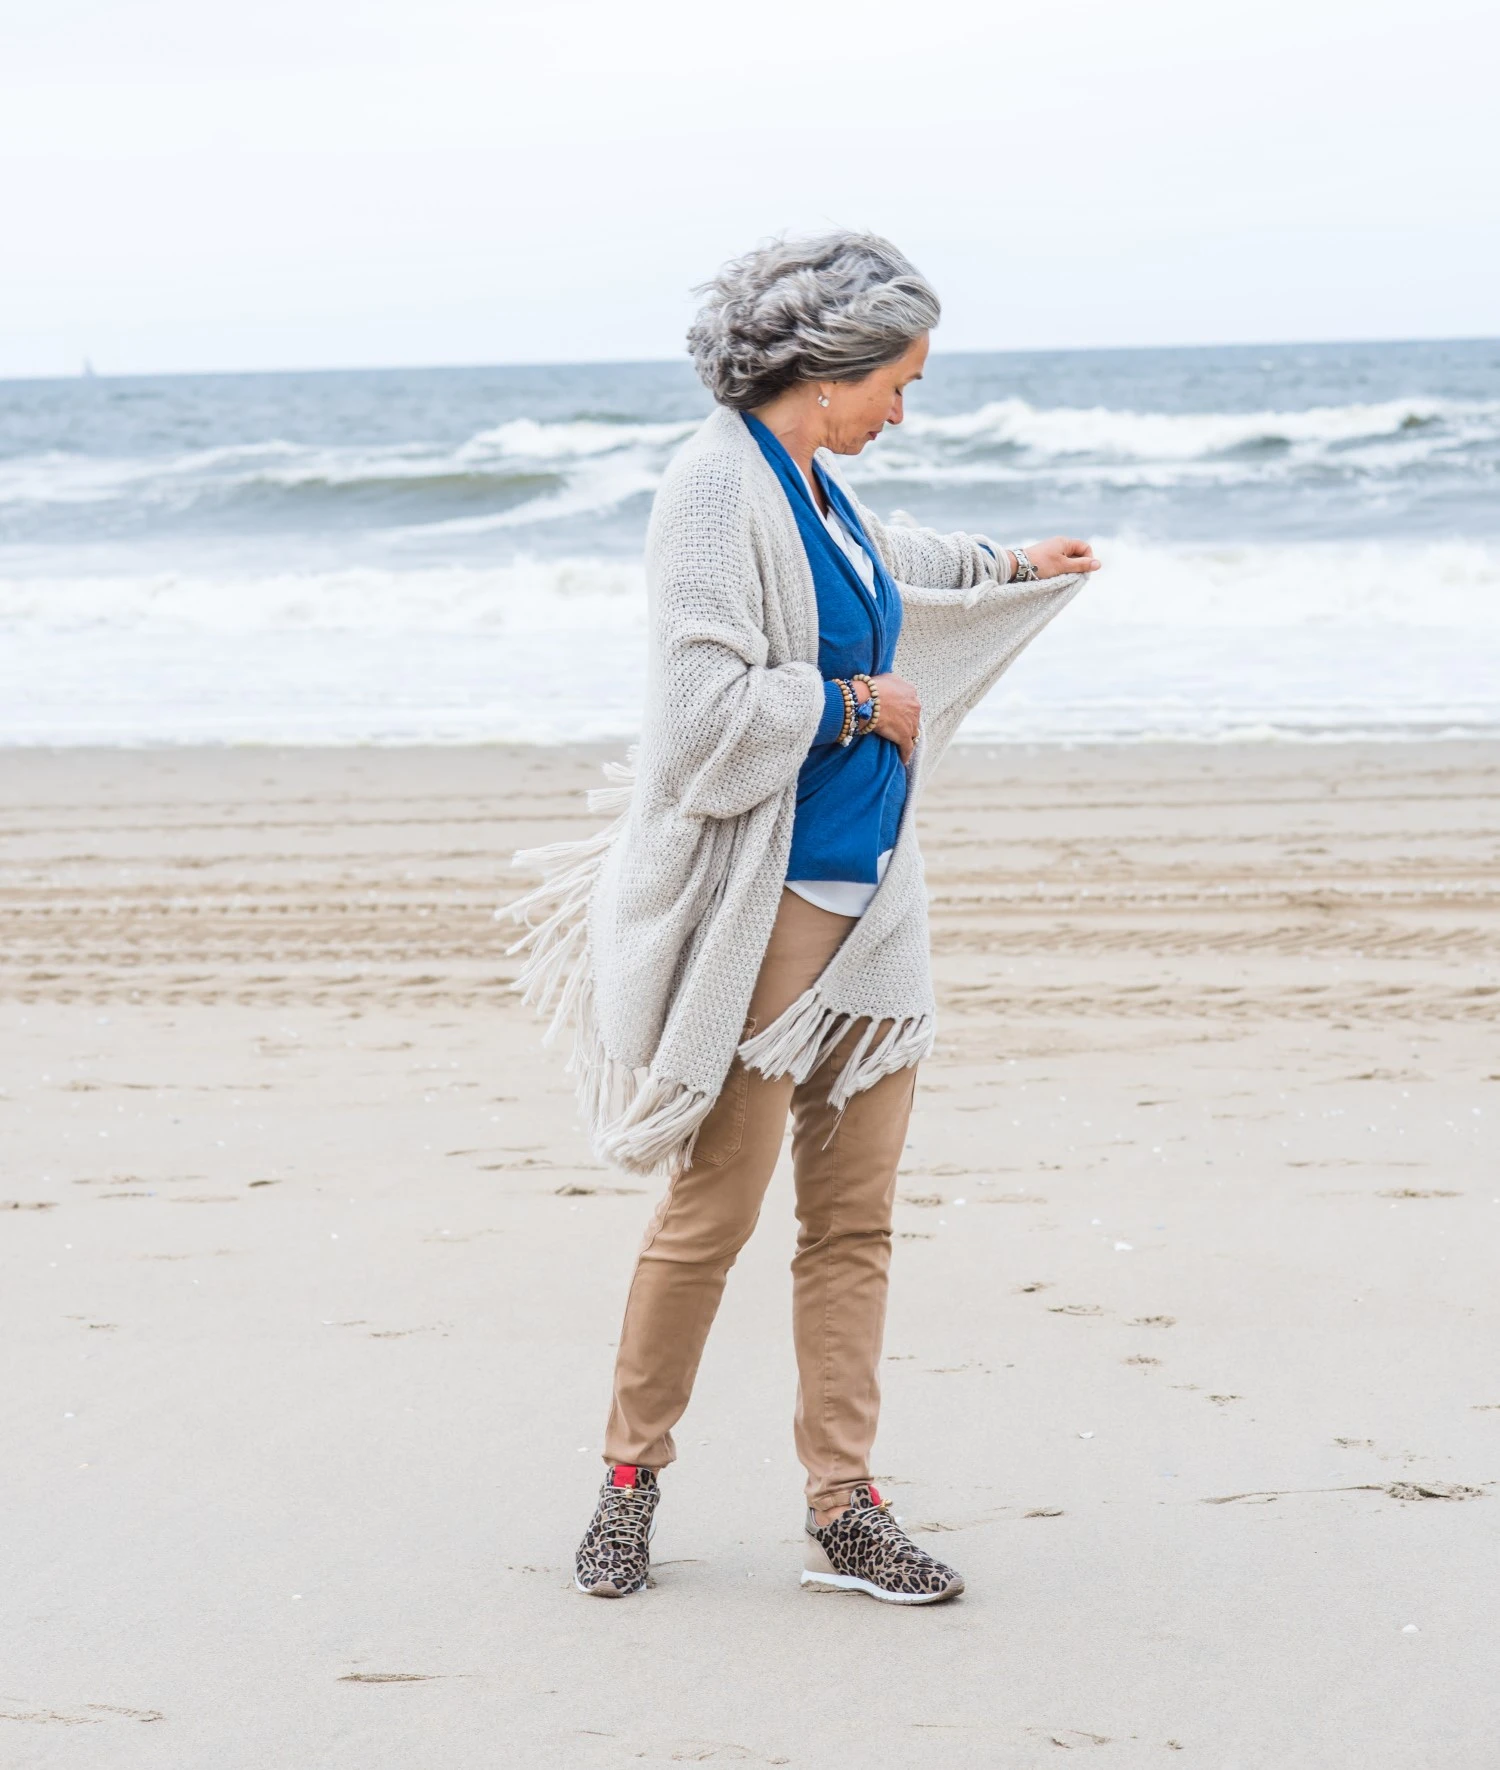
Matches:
[742,413,907,885]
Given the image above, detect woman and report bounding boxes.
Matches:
[511,232,1100,1605]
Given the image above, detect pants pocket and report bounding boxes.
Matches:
[690,1059,750,1169]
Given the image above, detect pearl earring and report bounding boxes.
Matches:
[816,393,830,407]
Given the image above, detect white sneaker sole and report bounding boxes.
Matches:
[800,1568,964,1605]
[574,1576,639,1597]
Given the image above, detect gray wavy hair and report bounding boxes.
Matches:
[687,231,940,411]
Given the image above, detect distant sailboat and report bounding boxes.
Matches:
[82,358,98,378]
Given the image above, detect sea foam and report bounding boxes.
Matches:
[899,395,1491,459]
[3,541,1498,745]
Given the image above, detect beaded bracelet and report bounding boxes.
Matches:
[850,673,880,737]
[834,678,858,746]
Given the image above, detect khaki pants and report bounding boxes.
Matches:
[603,888,918,1515]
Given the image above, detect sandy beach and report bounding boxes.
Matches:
[3,738,1497,1769]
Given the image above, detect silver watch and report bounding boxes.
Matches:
[1010,545,1039,583]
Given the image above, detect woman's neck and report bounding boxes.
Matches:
[748,394,829,512]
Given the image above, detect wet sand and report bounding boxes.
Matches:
[2,740,1497,1768]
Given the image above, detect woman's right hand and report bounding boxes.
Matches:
[868,672,921,764]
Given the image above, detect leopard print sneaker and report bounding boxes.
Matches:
[801,1483,964,1605]
[574,1463,660,1598]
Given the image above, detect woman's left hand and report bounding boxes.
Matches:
[1023,537,1102,578]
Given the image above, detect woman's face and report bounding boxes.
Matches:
[820,333,930,455]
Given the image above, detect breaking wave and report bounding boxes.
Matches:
[4,398,1492,540]
[899,395,1494,459]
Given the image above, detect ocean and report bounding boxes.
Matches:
[2,338,1497,744]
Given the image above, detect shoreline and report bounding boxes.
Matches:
[4,725,1500,750]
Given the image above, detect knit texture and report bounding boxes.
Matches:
[507,404,1085,1175]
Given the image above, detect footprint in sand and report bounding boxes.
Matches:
[1204,1480,1485,1505]
[338,1672,440,1684]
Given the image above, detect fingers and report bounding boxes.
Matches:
[880,713,918,761]
[1045,538,1102,573]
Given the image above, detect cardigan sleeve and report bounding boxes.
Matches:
[814,679,850,745]
[643,453,826,821]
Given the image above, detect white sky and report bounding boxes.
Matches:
[3,0,1496,377]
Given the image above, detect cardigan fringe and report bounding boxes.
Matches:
[734,987,935,1107]
[505,757,720,1177]
[505,780,936,1173]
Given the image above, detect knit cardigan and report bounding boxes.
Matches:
[507,403,1085,1176]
